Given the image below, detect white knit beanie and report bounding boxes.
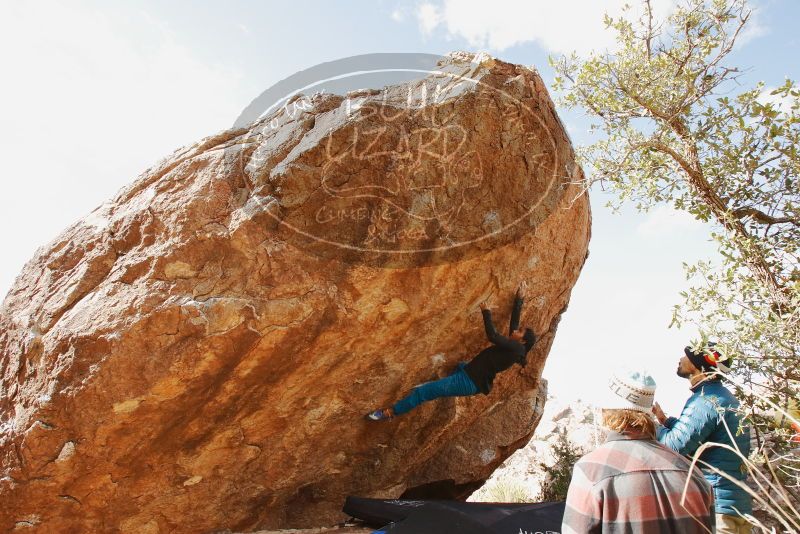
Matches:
[600,369,657,413]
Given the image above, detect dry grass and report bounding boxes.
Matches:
[682,372,800,533]
[478,480,535,503]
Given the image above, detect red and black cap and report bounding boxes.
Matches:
[684,342,731,373]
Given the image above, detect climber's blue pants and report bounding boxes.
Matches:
[392,363,479,416]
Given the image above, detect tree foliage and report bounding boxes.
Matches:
[538,427,584,502]
[552,0,799,503]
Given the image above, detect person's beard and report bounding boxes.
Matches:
[676,367,691,378]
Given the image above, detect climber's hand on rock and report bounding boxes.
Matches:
[516,281,528,299]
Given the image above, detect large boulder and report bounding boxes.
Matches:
[0,52,590,532]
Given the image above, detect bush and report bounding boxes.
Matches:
[478,480,533,503]
[537,427,584,502]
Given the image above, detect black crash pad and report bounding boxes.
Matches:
[343,496,565,534]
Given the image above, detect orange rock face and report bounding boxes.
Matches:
[0,52,590,532]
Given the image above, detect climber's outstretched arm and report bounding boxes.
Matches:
[479,301,497,339]
[509,283,526,335]
[480,301,517,350]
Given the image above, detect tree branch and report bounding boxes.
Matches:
[732,207,800,226]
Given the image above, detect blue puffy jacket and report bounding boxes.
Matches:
[657,379,752,517]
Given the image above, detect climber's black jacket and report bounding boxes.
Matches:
[464,295,536,395]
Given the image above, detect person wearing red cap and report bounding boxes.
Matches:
[653,342,753,534]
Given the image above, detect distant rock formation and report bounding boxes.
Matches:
[469,395,604,503]
[0,51,590,532]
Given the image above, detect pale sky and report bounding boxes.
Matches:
[1,0,797,416]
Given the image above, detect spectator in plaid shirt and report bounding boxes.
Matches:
[562,369,715,534]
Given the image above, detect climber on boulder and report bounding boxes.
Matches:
[366,282,537,421]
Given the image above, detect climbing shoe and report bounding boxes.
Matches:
[365,408,393,421]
